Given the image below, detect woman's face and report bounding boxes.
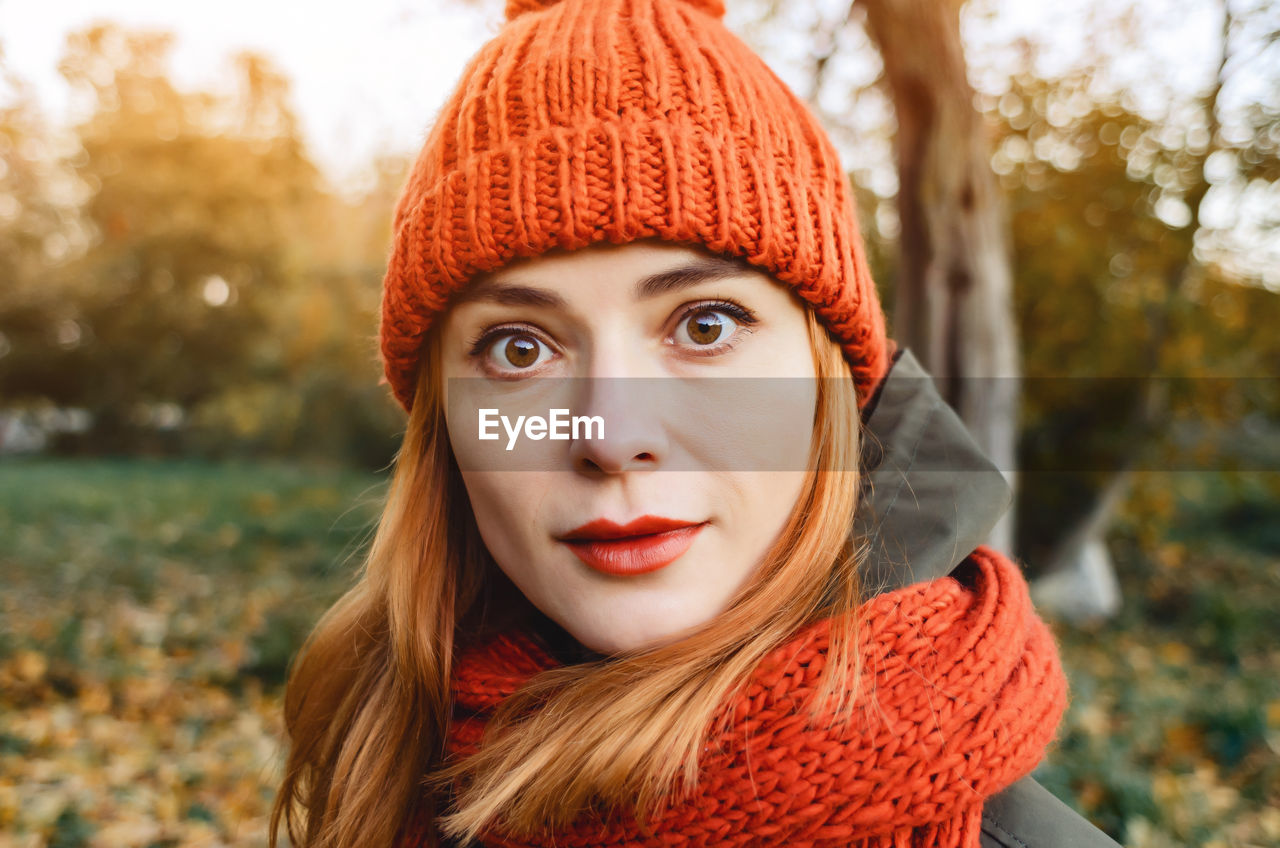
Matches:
[439,241,818,654]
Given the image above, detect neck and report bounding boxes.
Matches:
[525,607,610,665]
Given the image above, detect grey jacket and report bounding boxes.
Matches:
[855,347,1122,848]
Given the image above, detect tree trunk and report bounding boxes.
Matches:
[859,0,1021,554]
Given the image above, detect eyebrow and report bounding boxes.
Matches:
[450,254,752,309]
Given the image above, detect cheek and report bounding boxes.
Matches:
[668,382,816,473]
[457,471,549,563]
[770,472,810,526]
[445,400,482,472]
[732,470,808,547]
[704,469,809,605]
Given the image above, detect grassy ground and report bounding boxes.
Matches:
[0,459,382,847]
[1036,472,1280,848]
[0,459,1276,847]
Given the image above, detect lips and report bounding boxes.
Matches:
[558,515,707,576]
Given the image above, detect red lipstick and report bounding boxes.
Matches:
[558,515,706,576]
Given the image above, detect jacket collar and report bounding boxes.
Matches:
[853,348,1012,597]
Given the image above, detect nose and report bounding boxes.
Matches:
[568,377,669,475]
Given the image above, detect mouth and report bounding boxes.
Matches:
[557,515,708,576]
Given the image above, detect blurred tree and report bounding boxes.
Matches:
[1,25,406,465]
[0,25,323,452]
[0,46,85,427]
[858,0,1021,555]
[189,152,410,468]
[742,0,1278,615]
[991,4,1280,611]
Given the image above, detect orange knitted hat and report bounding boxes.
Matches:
[379,0,891,412]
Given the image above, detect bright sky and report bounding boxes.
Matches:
[1,0,499,190]
[6,0,1278,287]
[1,0,1235,190]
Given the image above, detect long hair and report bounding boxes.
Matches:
[271,298,866,848]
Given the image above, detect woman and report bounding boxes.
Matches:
[271,1,1121,846]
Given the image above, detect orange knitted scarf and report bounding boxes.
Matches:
[438,546,1067,848]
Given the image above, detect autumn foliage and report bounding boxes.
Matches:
[1,17,1278,848]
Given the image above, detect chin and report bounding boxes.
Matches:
[569,601,713,656]
[580,629,674,656]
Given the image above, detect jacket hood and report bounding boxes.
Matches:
[853,347,1013,597]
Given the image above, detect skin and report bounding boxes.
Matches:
[439,240,818,655]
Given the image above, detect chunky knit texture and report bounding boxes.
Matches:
[380,0,891,412]
[430,546,1067,847]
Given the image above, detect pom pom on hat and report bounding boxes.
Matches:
[505,0,726,21]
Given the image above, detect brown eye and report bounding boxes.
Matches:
[686,311,723,344]
[678,309,741,347]
[504,336,539,367]
[483,332,552,373]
